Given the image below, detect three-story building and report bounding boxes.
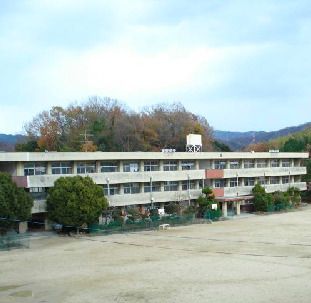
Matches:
[0,150,308,219]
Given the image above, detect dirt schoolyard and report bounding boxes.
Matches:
[1,207,311,303]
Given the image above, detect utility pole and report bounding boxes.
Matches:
[80,130,94,152]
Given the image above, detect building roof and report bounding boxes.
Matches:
[0,151,308,162]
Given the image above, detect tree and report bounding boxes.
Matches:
[0,173,33,234]
[197,187,216,217]
[21,98,215,153]
[252,183,273,212]
[164,202,181,215]
[47,176,108,232]
[286,187,301,207]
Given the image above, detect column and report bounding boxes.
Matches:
[178,160,182,171]
[44,218,52,231]
[195,160,199,170]
[160,181,164,192]
[139,182,144,194]
[236,201,241,216]
[119,184,124,194]
[47,162,52,175]
[222,201,228,217]
[95,161,101,173]
[73,161,78,174]
[16,162,24,176]
[159,160,164,171]
[140,160,144,172]
[119,160,123,172]
[226,160,230,169]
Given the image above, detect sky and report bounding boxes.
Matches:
[0,0,311,134]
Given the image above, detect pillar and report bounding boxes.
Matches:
[44,219,52,231]
[47,162,52,175]
[73,161,78,174]
[236,201,241,216]
[178,160,182,171]
[17,162,24,176]
[195,160,199,170]
[140,160,144,172]
[222,201,227,217]
[159,160,164,171]
[95,161,101,173]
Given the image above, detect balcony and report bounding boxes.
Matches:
[222,182,307,197]
[26,169,206,187]
[206,167,306,179]
[106,189,203,207]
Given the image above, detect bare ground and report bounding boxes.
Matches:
[1,206,311,303]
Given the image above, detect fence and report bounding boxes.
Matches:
[0,232,30,251]
[267,202,293,213]
[88,214,214,235]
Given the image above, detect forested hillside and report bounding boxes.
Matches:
[16,97,228,152]
[214,122,311,150]
[245,127,311,153]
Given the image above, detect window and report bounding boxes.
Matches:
[230,160,240,169]
[103,184,120,195]
[244,160,255,169]
[144,160,159,171]
[100,161,118,172]
[258,176,268,185]
[144,182,161,193]
[214,160,226,170]
[29,187,47,199]
[77,162,96,174]
[181,161,195,170]
[123,162,140,172]
[199,180,204,189]
[257,160,267,168]
[123,183,140,194]
[182,180,196,190]
[164,181,178,191]
[52,162,72,174]
[163,160,178,171]
[270,176,279,184]
[244,177,255,186]
[24,162,46,176]
[282,159,291,167]
[282,176,289,184]
[214,179,226,188]
[229,178,238,187]
[271,159,280,167]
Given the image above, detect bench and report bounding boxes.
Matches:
[159,224,170,230]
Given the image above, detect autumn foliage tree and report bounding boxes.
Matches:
[20,97,216,152]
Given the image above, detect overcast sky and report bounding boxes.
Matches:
[1,0,311,134]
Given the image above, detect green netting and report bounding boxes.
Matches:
[0,233,30,251]
[267,202,293,212]
[203,209,222,220]
[89,214,205,235]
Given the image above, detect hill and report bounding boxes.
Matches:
[0,134,26,151]
[214,122,311,150]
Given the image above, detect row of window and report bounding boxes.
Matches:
[23,159,301,176]
[213,176,297,188]
[103,180,200,195]
[214,159,295,169]
[23,160,196,176]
